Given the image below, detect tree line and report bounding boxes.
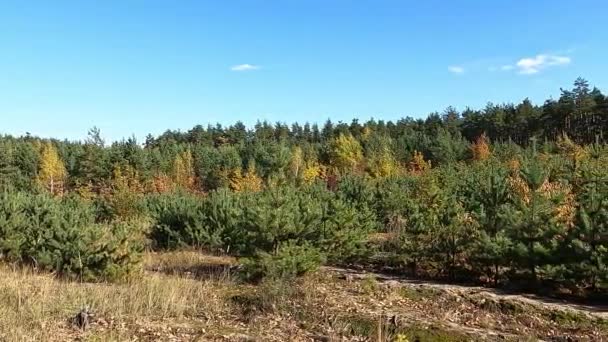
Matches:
[1,78,606,196]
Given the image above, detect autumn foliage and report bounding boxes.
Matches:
[471,133,491,161]
[37,142,67,195]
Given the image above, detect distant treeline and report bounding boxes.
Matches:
[1,77,606,195]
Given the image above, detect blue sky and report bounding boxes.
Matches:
[1,0,607,142]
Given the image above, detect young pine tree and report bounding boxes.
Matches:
[566,164,608,291]
[505,159,567,283]
[469,164,513,284]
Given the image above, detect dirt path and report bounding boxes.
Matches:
[323,266,608,320]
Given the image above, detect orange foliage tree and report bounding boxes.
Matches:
[471,133,491,161]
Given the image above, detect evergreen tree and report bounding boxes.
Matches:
[0,140,19,191]
[467,164,512,284]
[506,159,567,282]
[565,163,608,290]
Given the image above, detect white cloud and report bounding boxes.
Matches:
[448,65,465,74]
[230,64,260,71]
[514,54,570,74]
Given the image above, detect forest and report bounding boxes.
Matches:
[1,77,607,295]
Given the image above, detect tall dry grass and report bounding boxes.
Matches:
[0,253,237,341]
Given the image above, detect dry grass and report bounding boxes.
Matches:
[144,250,237,270]
[0,262,234,341]
[144,251,237,281]
[1,252,604,341]
[0,252,313,341]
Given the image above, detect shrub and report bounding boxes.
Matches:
[238,185,374,263]
[240,242,325,282]
[146,190,244,252]
[318,194,375,262]
[236,186,323,256]
[336,174,376,210]
[0,192,145,281]
[201,189,245,254]
[146,192,207,250]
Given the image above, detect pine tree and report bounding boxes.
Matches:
[566,162,608,291]
[0,140,18,191]
[0,192,144,281]
[399,174,476,279]
[469,164,512,284]
[397,175,439,276]
[434,199,477,280]
[239,187,320,256]
[506,159,567,282]
[78,127,109,191]
[319,194,375,262]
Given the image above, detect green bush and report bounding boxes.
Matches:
[240,242,325,282]
[373,176,417,233]
[201,189,245,254]
[236,186,323,256]
[146,190,245,252]
[0,192,145,282]
[147,192,206,249]
[318,193,375,262]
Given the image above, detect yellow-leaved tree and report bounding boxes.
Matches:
[556,133,588,172]
[289,146,304,180]
[367,143,398,178]
[108,164,144,220]
[230,162,263,192]
[302,162,325,184]
[172,149,196,191]
[330,133,363,174]
[361,126,372,142]
[37,141,67,195]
